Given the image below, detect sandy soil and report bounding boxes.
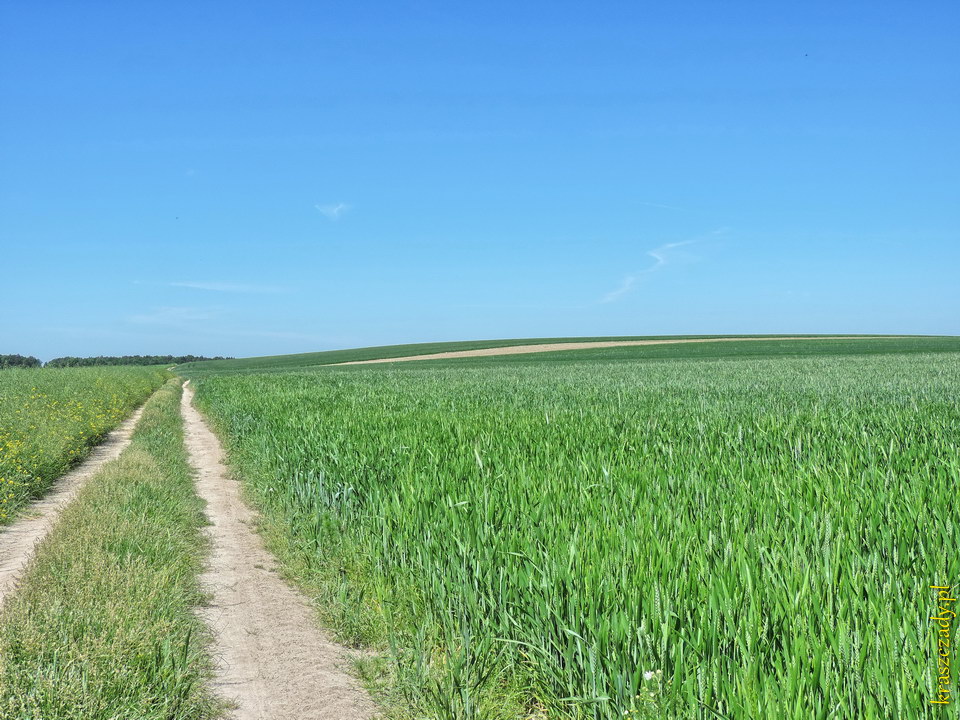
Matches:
[0,404,146,608]
[181,382,376,720]
[335,336,901,365]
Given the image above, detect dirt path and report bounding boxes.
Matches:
[0,404,146,608]
[181,382,375,720]
[334,335,903,365]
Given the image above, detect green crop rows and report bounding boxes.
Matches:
[177,335,949,375]
[190,348,960,719]
[0,366,168,523]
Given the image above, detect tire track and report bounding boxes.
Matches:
[181,382,375,720]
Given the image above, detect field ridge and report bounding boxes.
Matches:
[333,335,907,365]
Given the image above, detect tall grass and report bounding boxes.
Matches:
[192,352,960,719]
[0,380,218,719]
[0,366,167,522]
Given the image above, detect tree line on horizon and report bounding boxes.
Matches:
[0,354,43,368]
[0,354,231,369]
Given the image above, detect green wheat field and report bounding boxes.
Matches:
[175,337,960,719]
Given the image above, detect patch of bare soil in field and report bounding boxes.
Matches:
[335,336,900,365]
[181,383,375,720]
[0,404,146,607]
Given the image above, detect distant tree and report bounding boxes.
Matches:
[0,354,43,369]
[43,355,231,368]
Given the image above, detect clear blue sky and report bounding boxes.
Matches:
[2,1,957,360]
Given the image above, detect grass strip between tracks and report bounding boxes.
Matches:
[0,379,218,719]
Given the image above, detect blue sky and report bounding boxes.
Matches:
[1,1,957,360]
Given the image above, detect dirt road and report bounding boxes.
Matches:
[181,382,375,720]
[334,335,901,365]
[0,404,146,608]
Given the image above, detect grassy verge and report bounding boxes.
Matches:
[0,379,218,719]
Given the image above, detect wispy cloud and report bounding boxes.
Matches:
[314,202,350,220]
[600,275,637,304]
[128,306,223,325]
[599,228,728,304]
[644,238,699,273]
[221,329,334,342]
[169,281,287,294]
